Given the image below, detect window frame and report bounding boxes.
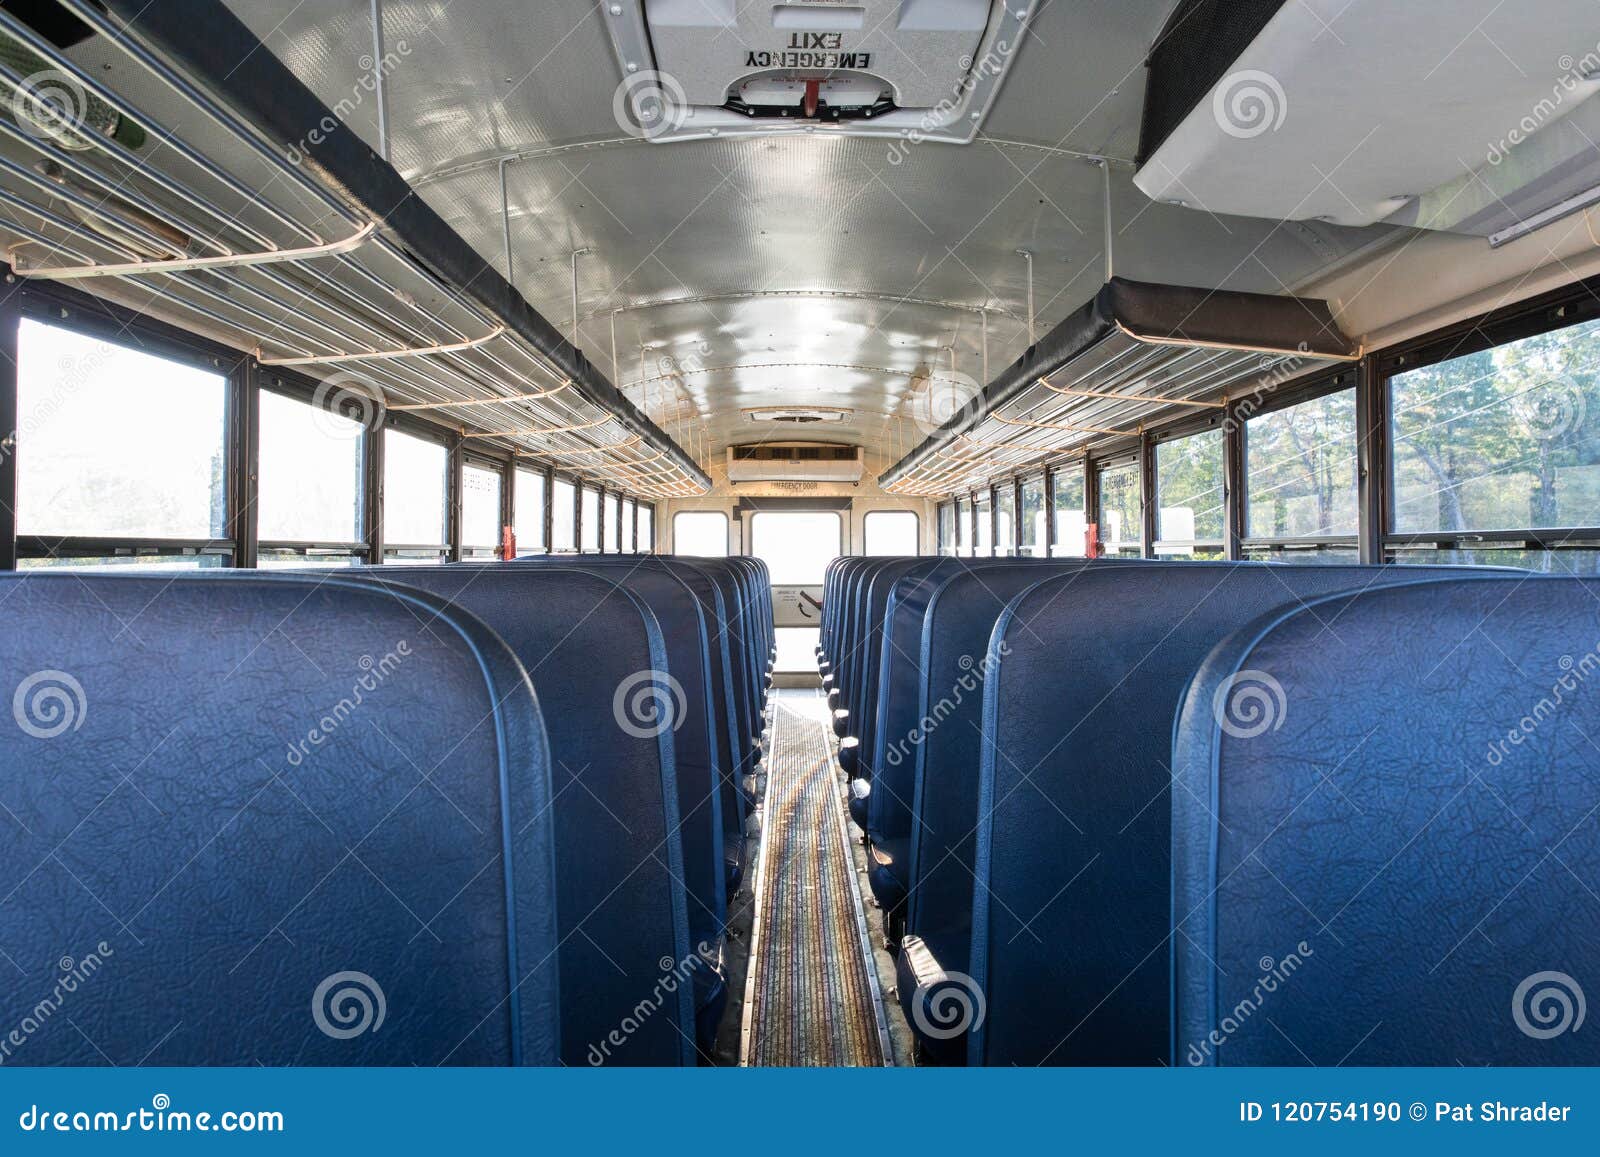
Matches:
[1376,292,1600,556]
[379,417,453,566]
[459,452,508,560]
[10,286,248,569]
[1235,369,1362,561]
[1151,419,1229,559]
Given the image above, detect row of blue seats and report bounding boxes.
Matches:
[0,555,773,1066]
[819,556,1600,1066]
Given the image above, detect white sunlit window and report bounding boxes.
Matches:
[580,487,600,552]
[673,510,728,557]
[382,427,449,557]
[864,510,919,555]
[639,504,654,552]
[462,462,503,558]
[257,388,363,545]
[604,492,621,553]
[750,510,840,585]
[17,318,227,541]
[621,498,636,552]
[514,467,547,554]
[552,477,576,551]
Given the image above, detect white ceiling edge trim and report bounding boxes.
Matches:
[1305,208,1600,352]
[1134,0,1600,228]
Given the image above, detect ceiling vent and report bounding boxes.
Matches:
[602,0,1028,145]
[727,443,866,483]
[744,405,853,424]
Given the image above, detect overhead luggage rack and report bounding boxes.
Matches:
[0,1,710,499]
[877,277,1359,496]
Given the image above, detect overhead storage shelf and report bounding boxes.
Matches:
[0,0,709,498]
[878,277,1359,496]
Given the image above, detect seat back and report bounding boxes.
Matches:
[972,562,1497,1064]
[350,566,696,1066]
[0,573,560,1065]
[1171,576,1600,1066]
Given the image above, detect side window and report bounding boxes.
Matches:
[864,510,919,555]
[580,486,600,552]
[1154,429,1226,559]
[461,461,504,560]
[621,498,636,552]
[17,319,227,559]
[514,467,547,554]
[1019,476,1044,555]
[1097,460,1142,557]
[382,427,449,564]
[551,477,577,551]
[604,492,621,553]
[1051,465,1086,557]
[673,510,729,557]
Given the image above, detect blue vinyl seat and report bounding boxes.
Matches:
[1171,576,1600,1066]
[350,566,699,1065]
[0,573,560,1065]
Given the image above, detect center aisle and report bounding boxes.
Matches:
[740,690,891,1066]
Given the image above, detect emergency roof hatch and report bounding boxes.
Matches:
[604,0,1029,143]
